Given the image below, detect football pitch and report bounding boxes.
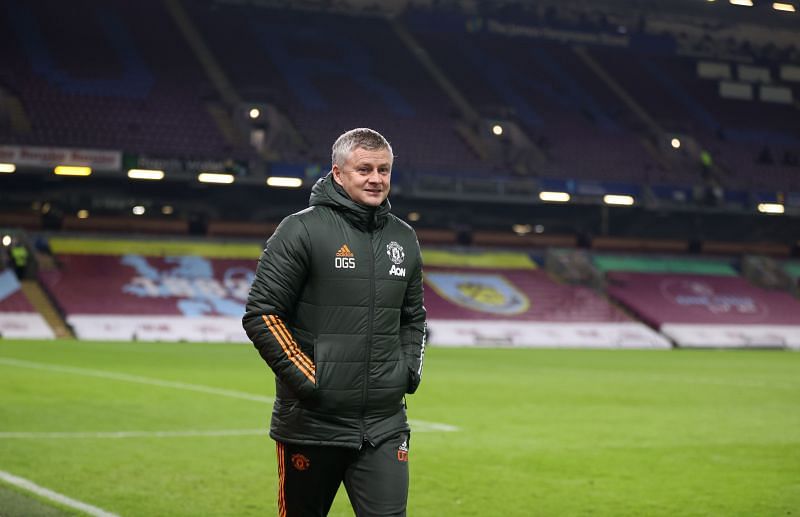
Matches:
[0,340,798,516]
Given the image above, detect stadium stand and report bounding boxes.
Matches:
[422,249,669,348]
[405,11,665,183]
[0,0,240,159]
[1,0,799,348]
[601,255,800,347]
[39,252,253,342]
[186,3,485,174]
[0,268,54,338]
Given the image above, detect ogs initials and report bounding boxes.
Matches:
[335,257,356,269]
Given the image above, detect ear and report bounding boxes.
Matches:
[332,164,343,185]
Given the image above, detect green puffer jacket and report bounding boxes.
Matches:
[243,173,426,448]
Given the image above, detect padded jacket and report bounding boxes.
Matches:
[242,173,426,448]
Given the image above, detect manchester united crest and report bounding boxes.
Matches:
[386,242,405,265]
[291,453,311,471]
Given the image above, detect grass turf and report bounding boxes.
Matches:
[0,339,798,516]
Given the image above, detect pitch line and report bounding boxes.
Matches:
[0,420,458,440]
[0,429,267,439]
[0,357,274,403]
[0,357,460,432]
[0,469,119,517]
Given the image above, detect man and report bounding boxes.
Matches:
[243,128,426,516]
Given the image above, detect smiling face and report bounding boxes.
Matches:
[332,146,393,207]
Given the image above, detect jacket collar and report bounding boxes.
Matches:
[309,173,390,232]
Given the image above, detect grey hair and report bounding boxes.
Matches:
[331,128,394,167]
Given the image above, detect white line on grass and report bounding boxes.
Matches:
[0,357,460,432]
[0,469,119,517]
[0,421,459,440]
[0,429,267,439]
[0,357,274,403]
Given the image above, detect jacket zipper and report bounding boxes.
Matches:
[360,229,376,448]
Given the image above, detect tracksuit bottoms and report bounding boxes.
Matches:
[275,432,410,517]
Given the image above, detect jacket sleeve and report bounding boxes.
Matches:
[400,237,426,394]
[242,215,316,399]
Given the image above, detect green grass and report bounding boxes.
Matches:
[1,340,798,516]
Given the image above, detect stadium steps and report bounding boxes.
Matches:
[20,280,73,339]
[391,20,490,160]
[164,0,241,107]
[572,46,664,136]
[165,0,256,154]
[5,92,32,134]
[205,102,243,148]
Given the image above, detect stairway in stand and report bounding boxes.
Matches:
[20,280,73,339]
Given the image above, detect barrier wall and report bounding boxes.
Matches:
[429,321,670,348]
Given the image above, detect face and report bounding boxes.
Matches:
[332,147,392,207]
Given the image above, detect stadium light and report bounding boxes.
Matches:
[128,169,165,180]
[757,203,784,214]
[197,172,235,184]
[407,211,421,222]
[729,0,753,6]
[249,108,261,119]
[773,2,796,11]
[266,176,302,188]
[77,209,89,219]
[512,224,532,235]
[54,165,92,176]
[162,205,174,215]
[1,235,10,246]
[671,138,681,149]
[132,206,146,215]
[492,124,504,136]
[603,194,635,206]
[0,163,16,173]
[539,191,571,202]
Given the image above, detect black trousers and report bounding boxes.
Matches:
[275,432,410,517]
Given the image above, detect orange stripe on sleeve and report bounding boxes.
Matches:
[271,317,316,373]
[267,315,316,375]
[262,315,316,383]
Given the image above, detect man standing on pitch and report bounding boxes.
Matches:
[243,128,426,516]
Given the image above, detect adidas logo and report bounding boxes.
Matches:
[335,244,356,269]
[336,244,354,258]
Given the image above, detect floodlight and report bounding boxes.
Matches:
[54,166,92,176]
[128,169,165,180]
[757,203,784,214]
[198,172,235,184]
[266,176,302,188]
[539,191,570,202]
[603,194,635,206]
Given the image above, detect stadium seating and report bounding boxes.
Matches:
[186,3,485,174]
[407,19,663,183]
[422,250,670,348]
[2,0,797,199]
[0,0,236,158]
[605,270,800,348]
[587,46,800,191]
[39,253,253,341]
[0,268,54,338]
